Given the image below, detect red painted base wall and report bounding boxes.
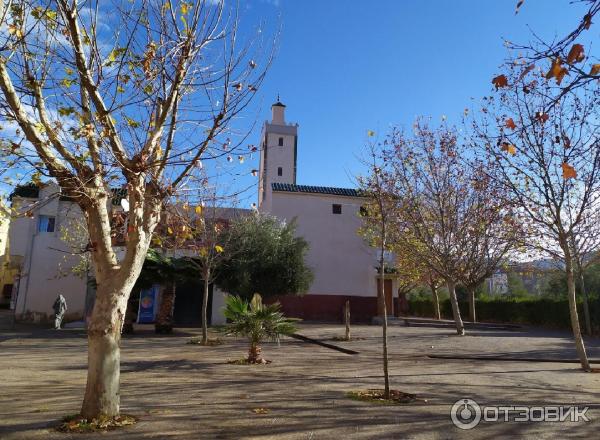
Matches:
[267,294,385,323]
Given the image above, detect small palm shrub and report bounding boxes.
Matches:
[223,294,297,363]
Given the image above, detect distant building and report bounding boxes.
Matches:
[486,271,509,295]
[258,100,399,321]
[3,183,89,322]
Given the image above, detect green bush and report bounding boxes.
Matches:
[407,296,600,330]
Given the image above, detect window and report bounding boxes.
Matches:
[359,205,369,217]
[38,215,55,233]
[278,137,284,146]
[277,167,283,176]
[332,204,342,214]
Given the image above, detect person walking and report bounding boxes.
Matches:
[53,294,67,329]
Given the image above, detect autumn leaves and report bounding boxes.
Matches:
[491,50,591,180]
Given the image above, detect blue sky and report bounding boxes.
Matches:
[239,0,588,190]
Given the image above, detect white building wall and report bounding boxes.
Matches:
[211,287,227,325]
[257,104,298,210]
[268,191,378,297]
[264,131,296,185]
[11,184,88,321]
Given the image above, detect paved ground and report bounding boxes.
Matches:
[1,323,600,439]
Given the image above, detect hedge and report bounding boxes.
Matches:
[407,296,600,330]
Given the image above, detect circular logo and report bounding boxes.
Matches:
[451,398,482,430]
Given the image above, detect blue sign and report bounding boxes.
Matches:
[137,285,159,323]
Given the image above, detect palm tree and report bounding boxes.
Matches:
[224,294,297,363]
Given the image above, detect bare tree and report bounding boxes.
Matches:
[471,65,600,370]
[381,121,514,335]
[0,0,272,417]
[457,169,520,323]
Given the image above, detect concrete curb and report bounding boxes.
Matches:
[428,354,600,364]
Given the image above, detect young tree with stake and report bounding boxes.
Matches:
[358,137,396,400]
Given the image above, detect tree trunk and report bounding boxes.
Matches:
[344,299,351,341]
[579,269,592,336]
[81,281,131,419]
[379,257,390,399]
[155,282,176,334]
[468,286,476,323]
[248,342,261,363]
[430,284,441,320]
[80,190,159,419]
[564,255,591,371]
[202,267,210,344]
[447,280,465,335]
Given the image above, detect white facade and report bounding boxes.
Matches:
[258,101,298,211]
[259,101,395,319]
[9,183,88,322]
[487,272,509,296]
[268,191,377,297]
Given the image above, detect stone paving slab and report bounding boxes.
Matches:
[0,323,599,439]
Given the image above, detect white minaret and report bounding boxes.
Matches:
[258,98,298,210]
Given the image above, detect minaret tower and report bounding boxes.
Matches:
[258,97,298,210]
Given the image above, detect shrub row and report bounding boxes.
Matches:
[407,296,600,330]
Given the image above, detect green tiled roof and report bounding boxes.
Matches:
[271,182,363,197]
[9,183,39,200]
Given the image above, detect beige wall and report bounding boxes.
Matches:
[10,184,88,321]
[268,191,380,297]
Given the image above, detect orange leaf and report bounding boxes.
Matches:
[252,408,269,414]
[492,74,508,89]
[556,67,569,85]
[590,64,600,76]
[505,118,516,130]
[501,142,517,155]
[566,44,585,64]
[535,112,549,124]
[561,162,577,179]
[546,58,569,85]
